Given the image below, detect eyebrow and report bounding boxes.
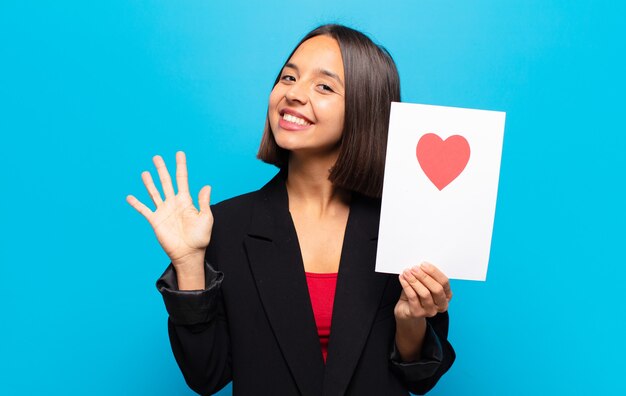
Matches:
[284,62,344,87]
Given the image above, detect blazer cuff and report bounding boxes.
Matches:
[156,261,224,326]
[390,321,443,381]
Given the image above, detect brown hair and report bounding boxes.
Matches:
[257,24,400,198]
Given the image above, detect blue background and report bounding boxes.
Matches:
[1,1,624,395]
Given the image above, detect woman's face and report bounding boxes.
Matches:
[268,35,345,159]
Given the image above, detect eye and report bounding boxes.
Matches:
[318,83,335,93]
[280,74,296,83]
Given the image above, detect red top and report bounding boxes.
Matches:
[305,272,338,363]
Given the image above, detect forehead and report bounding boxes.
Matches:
[288,35,344,77]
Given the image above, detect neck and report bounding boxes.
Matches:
[286,154,350,215]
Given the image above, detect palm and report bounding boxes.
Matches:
[150,193,213,262]
[127,152,214,264]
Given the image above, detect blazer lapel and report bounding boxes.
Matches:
[322,194,390,396]
[244,172,325,396]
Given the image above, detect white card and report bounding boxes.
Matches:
[375,102,506,281]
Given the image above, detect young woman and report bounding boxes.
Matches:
[127,24,455,395]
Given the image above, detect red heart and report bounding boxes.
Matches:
[416,133,471,190]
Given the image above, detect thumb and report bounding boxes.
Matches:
[398,274,409,301]
[198,185,212,214]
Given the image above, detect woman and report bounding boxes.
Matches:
[127,24,455,395]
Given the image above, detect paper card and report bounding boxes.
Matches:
[375,102,506,281]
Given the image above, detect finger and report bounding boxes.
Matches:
[126,194,154,221]
[411,266,448,311]
[153,155,176,200]
[399,272,420,306]
[397,287,408,302]
[398,273,428,318]
[141,171,163,207]
[175,151,190,195]
[403,268,436,315]
[198,185,212,215]
[421,262,453,301]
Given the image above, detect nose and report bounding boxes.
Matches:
[285,81,308,104]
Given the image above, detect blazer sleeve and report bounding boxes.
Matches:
[156,260,232,395]
[389,312,456,395]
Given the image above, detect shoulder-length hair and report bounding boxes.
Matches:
[257,24,400,198]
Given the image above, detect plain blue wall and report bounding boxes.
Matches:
[1,1,624,395]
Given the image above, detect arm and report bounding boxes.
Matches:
[390,312,455,394]
[391,263,455,394]
[127,152,231,394]
[157,261,232,395]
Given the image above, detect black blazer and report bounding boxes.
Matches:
[157,171,455,396]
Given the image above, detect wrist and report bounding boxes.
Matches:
[172,250,205,270]
[395,315,427,332]
[394,317,427,362]
[172,252,206,290]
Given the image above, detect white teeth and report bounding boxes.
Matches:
[282,113,311,126]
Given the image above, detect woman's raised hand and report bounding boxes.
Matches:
[126,152,213,284]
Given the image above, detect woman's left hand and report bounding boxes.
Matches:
[394,262,453,321]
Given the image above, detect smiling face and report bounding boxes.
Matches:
[268,35,346,160]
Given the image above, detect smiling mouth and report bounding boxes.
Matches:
[281,112,312,126]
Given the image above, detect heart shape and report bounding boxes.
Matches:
[416,133,471,190]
